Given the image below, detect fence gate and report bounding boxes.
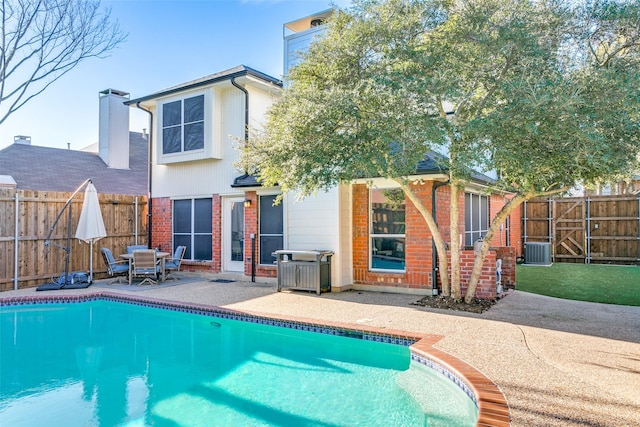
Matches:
[523,195,640,265]
[552,199,586,262]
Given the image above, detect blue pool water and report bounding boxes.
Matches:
[0,300,477,426]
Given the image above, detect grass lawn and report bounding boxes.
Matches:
[516,263,640,306]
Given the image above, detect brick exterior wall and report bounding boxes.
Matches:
[509,200,523,258]
[151,197,171,252]
[448,250,497,299]
[149,180,521,290]
[489,194,523,257]
[150,195,221,274]
[243,191,277,278]
[495,246,516,289]
[352,182,517,299]
[211,194,222,272]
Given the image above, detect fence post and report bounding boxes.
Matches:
[586,197,591,264]
[14,192,19,290]
[135,196,139,245]
[523,200,528,245]
[549,198,554,263]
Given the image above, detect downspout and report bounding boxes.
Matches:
[135,102,153,249]
[231,77,249,143]
[231,77,256,281]
[431,180,449,295]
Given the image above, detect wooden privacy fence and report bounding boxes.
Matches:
[0,188,147,290]
[523,195,640,264]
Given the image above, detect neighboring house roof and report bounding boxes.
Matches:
[231,151,495,188]
[126,65,282,105]
[0,132,148,195]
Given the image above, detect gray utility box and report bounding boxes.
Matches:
[525,242,552,265]
[274,250,333,295]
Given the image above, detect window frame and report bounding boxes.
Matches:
[156,88,224,164]
[464,192,489,247]
[161,93,205,155]
[369,188,406,273]
[172,198,212,262]
[258,193,284,265]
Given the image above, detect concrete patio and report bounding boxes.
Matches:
[2,275,639,426]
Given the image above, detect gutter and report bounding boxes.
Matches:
[135,102,154,249]
[125,66,282,106]
[230,77,256,282]
[431,180,449,295]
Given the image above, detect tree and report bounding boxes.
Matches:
[0,0,125,125]
[241,0,640,302]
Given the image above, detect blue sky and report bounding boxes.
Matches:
[0,0,350,150]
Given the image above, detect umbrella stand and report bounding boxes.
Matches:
[75,181,107,283]
[43,178,92,287]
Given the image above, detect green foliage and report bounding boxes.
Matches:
[243,0,640,197]
[241,0,640,299]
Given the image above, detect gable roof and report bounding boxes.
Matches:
[126,65,282,105]
[0,132,148,195]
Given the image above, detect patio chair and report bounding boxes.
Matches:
[164,246,186,280]
[131,249,161,285]
[101,248,129,284]
[127,244,148,254]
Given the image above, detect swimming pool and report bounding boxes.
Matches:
[1,294,484,426]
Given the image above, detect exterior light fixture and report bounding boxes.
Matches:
[244,199,252,208]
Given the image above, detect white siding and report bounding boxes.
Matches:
[337,184,353,287]
[284,184,352,287]
[283,26,326,76]
[246,85,277,135]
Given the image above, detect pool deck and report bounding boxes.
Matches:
[2,275,639,426]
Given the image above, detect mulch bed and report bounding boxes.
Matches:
[411,295,497,314]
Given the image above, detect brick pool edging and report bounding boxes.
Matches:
[1,292,511,426]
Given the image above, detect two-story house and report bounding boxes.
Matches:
[123,11,521,298]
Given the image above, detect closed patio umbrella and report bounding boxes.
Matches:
[75,182,107,283]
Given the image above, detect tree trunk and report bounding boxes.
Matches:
[463,194,524,303]
[398,180,450,296]
[449,181,462,300]
[463,187,568,303]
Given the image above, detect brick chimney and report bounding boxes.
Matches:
[99,89,130,169]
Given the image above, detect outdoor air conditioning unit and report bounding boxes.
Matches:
[524,242,552,265]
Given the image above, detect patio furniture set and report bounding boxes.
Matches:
[101,245,186,285]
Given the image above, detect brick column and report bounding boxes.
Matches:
[244,191,257,276]
[151,197,171,251]
[211,194,221,272]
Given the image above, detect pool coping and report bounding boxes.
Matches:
[1,291,511,426]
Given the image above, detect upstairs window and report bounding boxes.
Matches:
[162,94,204,154]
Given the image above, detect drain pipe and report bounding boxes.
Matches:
[135,102,154,249]
[431,180,449,295]
[231,77,249,143]
[231,77,256,282]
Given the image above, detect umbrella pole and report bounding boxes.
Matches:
[64,200,72,286]
[89,242,94,283]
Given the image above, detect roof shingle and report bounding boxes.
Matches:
[0,132,148,195]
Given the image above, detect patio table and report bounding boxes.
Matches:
[120,251,169,285]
